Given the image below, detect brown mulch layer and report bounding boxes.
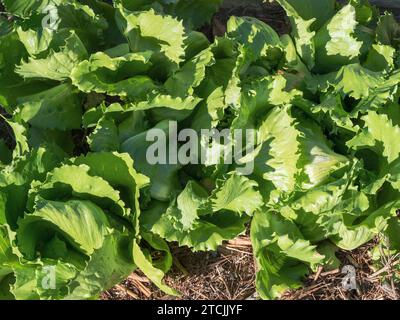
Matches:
[102,237,399,301]
[102,236,256,300]
[283,241,400,300]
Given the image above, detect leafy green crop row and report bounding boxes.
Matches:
[0,0,400,300]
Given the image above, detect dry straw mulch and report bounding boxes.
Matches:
[102,236,400,301]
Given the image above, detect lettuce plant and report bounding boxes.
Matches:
[1,0,400,300]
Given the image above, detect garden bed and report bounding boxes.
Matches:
[102,1,400,301]
[1,0,400,301]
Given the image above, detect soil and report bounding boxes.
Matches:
[201,1,290,39]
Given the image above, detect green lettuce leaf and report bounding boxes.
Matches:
[16,31,88,81]
[16,84,83,131]
[251,209,324,300]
